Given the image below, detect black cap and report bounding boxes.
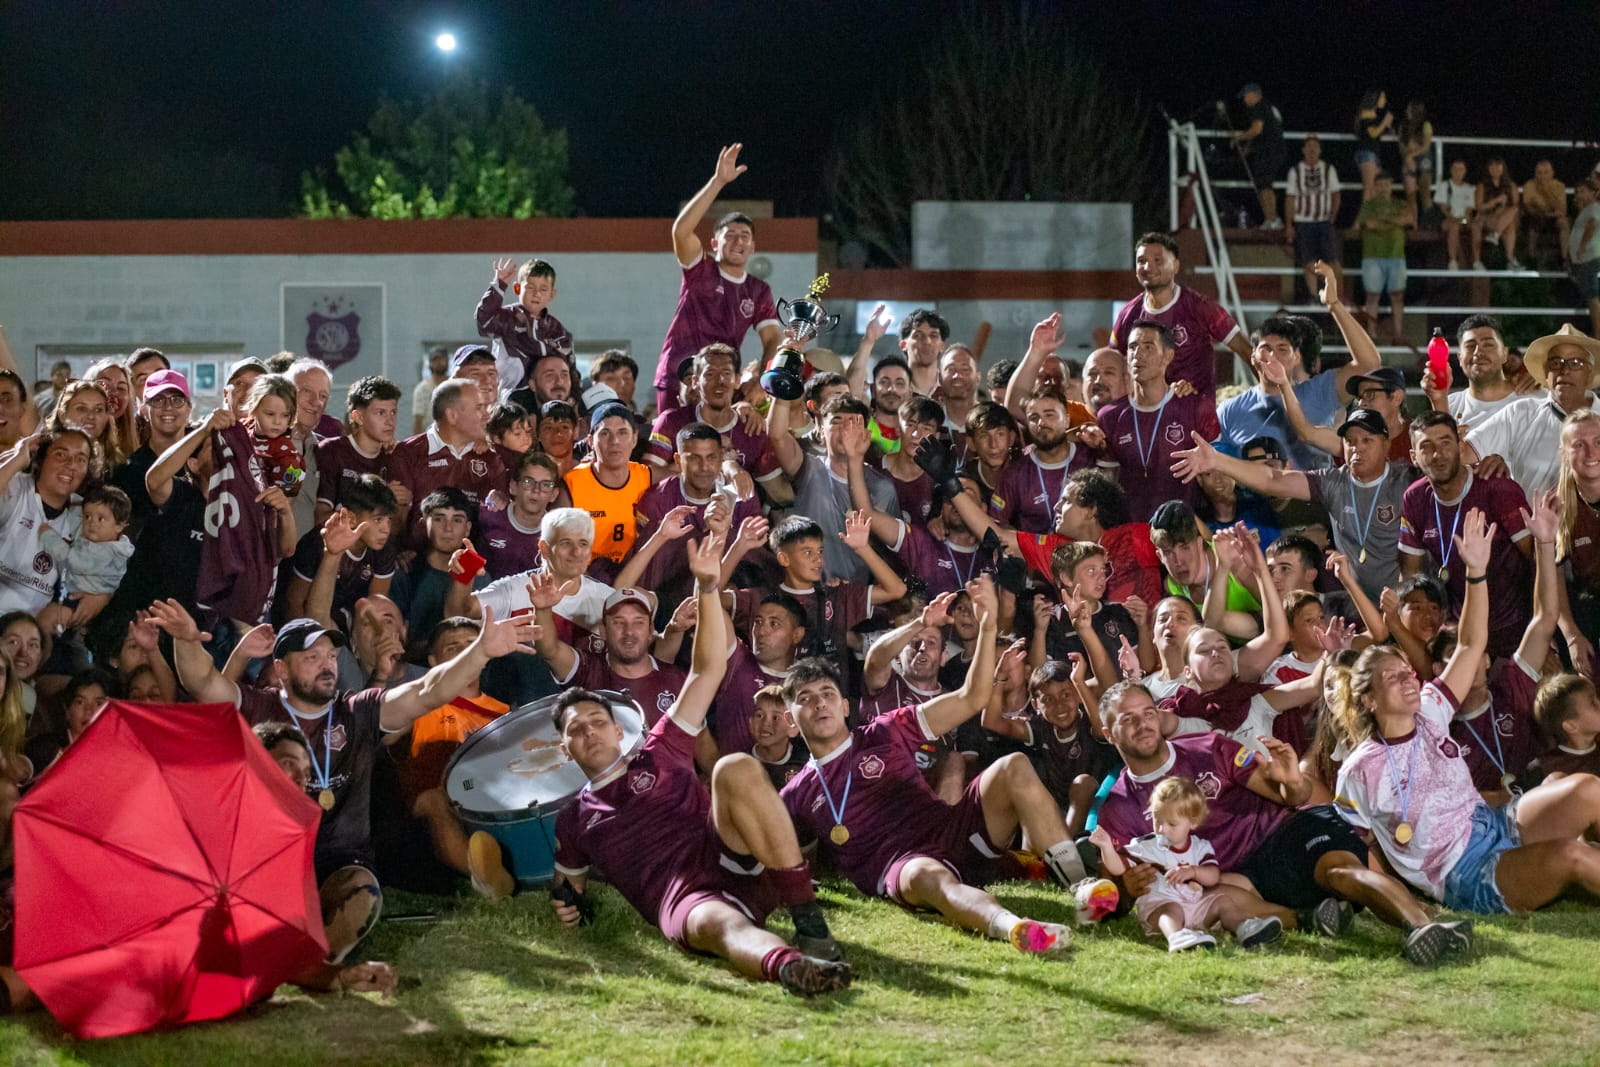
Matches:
[1240,435,1284,460]
[1338,407,1390,438]
[540,400,577,422]
[272,618,347,659]
[1344,365,1406,399]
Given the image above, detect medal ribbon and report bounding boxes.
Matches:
[292,705,335,795]
[944,542,976,586]
[1432,492,1464,577]
[1130,390,1174,471]
[1458,704,1510,785]
[810,757,852,835]
[1350,469,1388,551]
[1378,731,1419,838]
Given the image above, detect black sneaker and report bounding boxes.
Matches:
[795,932,843,963]
[1403,922,1454,966]
[778,956,853,997]
[1438,919,1474,959]
[1297,897,1354,938]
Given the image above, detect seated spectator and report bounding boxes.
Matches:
[1434,159,1476,271]
[1571,181,1600,337]
[1471,157,1522,271]
[1522,160,1571,266]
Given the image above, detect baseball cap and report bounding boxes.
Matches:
[540,400,577,423]
[450,343,495,373]
[273,618,348,658]
[1240,435,1284,461]
[589,400,632,427]
[1344,365,1407,399]
[1338,407,1390,439]
[142,368,190,402]
[603,587,658,618]
[581,380,619,411]
[225,357,268,384]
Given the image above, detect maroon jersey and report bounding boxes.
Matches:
[1110,284,1242,396]
[859,669,946,723]
[780,705,955,894]
[634,477,761,595]
[1024,720,1121,808]
[887,469,935,528]
[1095,389,1221,525]
[475,283,575,390]
[655,255,779,401]
[733,583,873,668]
[1399,471,1532,657]
[553,715,713,926]
[314,436,389,512]
[237,685,385,874]
[387,428,506,550]
[889,522,980,599]
[1565,498,1600,589]
[1538,744,1600,778]
[992,447,1092,535]
[710,641,790,756]
[1450,654,1539,792]
[565,649,688,728]
[646,404,780,481]
[289,530,396,629]
[1095,733,1287,870]
[475,506,545,580]
[196,421,282,624]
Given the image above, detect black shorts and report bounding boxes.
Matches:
[1293,221,1341,267]
[1251,145,1288,191]
[1237,805,1367,910]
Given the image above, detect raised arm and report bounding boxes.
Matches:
[1262,355,1344,456]
[378,607,540,732]
[148,408,231,507]
[1327,550,1388,648]
[147,599,242,706]
[1313,263,1381,396]
[1235,533,1290,680]
[921,575,1000,737]
[914,436,1015,552]
[525,569,579,682]
[1436,508,1493,704]
[764,396,805,478]
[1171,431,1312,501]
[864,592,956,694]
[1517,490,1563,669]
[1205,528,1262,641]
[980,639,1035,743]
[672,144,745,267]
[297,509,372,629]
[614,504,694,591]
[0,433,37,499]
[1003,313,1062,422]
[843,303,889,400]
[840,508,907,604]
[664,535,729,732]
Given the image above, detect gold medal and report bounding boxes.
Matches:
[1501,773,1516,791]
[1438,566,1449,582]
[1394,821,1413,845]
[829,824,850,846]
[318,788,335,811]
[1358,548,1367,564]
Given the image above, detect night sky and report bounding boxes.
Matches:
[3,1,1597,225]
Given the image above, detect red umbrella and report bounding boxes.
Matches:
[12,700,328,1038]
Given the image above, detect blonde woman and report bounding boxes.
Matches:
[1555,408,1600,668]
[85,358,136,470]
[0,649,31,784]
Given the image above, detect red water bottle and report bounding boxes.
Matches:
[1426,327,1450,392]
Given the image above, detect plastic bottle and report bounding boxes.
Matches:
[1426,327,1450,392]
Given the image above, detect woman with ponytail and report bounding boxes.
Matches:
[1335,507,1600,922]
[1555,409,1600,668]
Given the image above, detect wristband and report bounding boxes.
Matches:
[452,547,487,585]
[1465,573,1487,585]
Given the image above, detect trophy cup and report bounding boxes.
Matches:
[761,273,839,401]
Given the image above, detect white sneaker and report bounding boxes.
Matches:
[1263,218,1284,231]
[1486,231,1501,247]
[1448,259,1460,271]
[1508,258,1525,271]
[1236,915,1284,949]
[1166,928,1217,953]
[1473,260,1487,271]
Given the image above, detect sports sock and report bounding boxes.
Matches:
[761,945,804,983]
[768,863,817,907]
[1042,839,1085,888]
[987,908,1026,942]
[788,900,831,941]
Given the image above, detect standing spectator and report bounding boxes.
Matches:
[1353,173,1414,343]
[657,144,780,414]
[0,429,92,615]
[411,346,448,436]
[590,351,639,411]
[1522,160,1571,267]
[314,376,402,526]
[1231,84,1286,230]
[1463,324,1600,496]
[0,371,29,452]
[1471,157,1522,271]
[387,379,503,551]
[1572,180,1600,337]
[1397,100,1434,222]
[32,362,69,422]
[1109,232,1251,396]
[113,369,191,530]
[1434,160,1477,271]
[1284,137,1343,300]
[1421,315,1528,424]
[564,401,651,572]
[1353,89,1393,200]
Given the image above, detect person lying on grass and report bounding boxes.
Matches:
[548,535,851,998]
[1088,776,1290,953]
[1334,506,1600,920]
[779,573,1094,956]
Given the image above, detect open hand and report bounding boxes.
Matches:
[1169,431,1217,483]
[713,143,747,185]
[493,257,517,286]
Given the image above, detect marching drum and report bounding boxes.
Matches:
[445,689,645,888]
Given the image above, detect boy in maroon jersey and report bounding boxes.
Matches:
[780,575,1091,956]
[550,536,849,997]
[314,375,403,527]
[477,256,574,394]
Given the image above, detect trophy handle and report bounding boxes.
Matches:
[824,313,841,332]
[776,297,794,323]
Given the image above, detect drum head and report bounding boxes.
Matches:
[444,690,645,818]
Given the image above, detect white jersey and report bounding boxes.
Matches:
[1124,833,1218,912]
[1335,682,1483,900]
[476,569,611,634]
[0,475,82,615]
[1263,651,1317,686]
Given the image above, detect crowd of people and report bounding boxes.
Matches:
[2,139,1600,1014]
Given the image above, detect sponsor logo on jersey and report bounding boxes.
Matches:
[428,459,449,468]
[1233,747,1255,769]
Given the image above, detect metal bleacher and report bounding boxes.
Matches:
[1166,121,1596,372]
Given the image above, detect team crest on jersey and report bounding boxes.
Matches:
[469,458,489,478]
[1439,738,1462,760]
[1171,324,1191,346]
[1495,711,1514,737]
[858,754,885,779]
[32,551,52,576]
[656,690,675,713]
[1067,741,1082,759]
[587,633,608,655]
[1195,771,1223,799]
[1164,423,1187,446]
[740,297,755,318]
[1104,620,1121,638]
[629,770,657,794]
[1376,504,1396,524]
[824,600,835,622]
[327,723,349,752]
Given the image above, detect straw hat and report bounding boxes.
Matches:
[1523,323,1600,381]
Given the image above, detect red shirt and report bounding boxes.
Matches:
[1016,522,1162,607]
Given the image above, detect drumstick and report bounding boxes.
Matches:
[971,320,992,361]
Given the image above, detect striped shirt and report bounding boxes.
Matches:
[1286,161,1341,222]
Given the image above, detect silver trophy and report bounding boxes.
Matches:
[762,274,839,401]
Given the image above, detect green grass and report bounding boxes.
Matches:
[5,880,1600,1066]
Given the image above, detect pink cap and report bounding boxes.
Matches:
[142,368,190,401]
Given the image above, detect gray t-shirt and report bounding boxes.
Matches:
[1304,461,1413,602]
[791,452,904,584]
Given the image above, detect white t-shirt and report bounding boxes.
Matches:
[475,569,611,634]
[1124,833,1218,910]
[1572,203,1600,265]
[1335,682,1483,900]
[412,376,441,421]
[1447,387,1535,426]
[1264,651,1318,686]
[0,475,82,614]
[1434,180,1475,222]
[1466,394,1589,497]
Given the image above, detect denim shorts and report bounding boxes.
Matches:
[1441,801,1520,914]
[1362,257,1407,295]
[1354,148,1379,167]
